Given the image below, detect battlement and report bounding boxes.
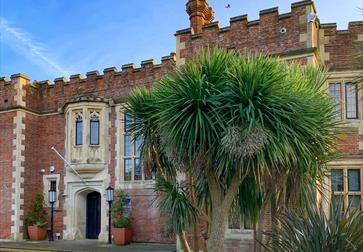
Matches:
[175,0,318,64]
[320,21,363,34]
[176,0,315,37]
[319,21,363,70]
[1,53,175,90]
[0,53,176,112]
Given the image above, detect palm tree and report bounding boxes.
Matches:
[125,49,338,252]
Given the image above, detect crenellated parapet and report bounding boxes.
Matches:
[0,74,30,110]
[319,21,363,70]
[176,0,318,65]
[0,53,176,113]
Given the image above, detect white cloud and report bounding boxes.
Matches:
[0,17,70,77]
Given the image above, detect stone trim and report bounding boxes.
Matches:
[43,174,61,208]
[11,110,26,240]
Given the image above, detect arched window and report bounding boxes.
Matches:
[90,113,100,145]
[75,115,83,145]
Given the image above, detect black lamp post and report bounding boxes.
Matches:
[106,186,114,244]
[48,189,56,242]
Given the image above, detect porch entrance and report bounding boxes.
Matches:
[86,191,101,239]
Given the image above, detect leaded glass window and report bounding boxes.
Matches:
[75,115,83,145]
[328,83,342,120]
[348,169,361,192]
[122,113,151,181]
[90,114,100,145]
[331,169,344,192]
[345,83,358,119]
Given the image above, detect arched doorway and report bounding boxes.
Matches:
[86,191,101,239]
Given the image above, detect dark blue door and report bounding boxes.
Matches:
[86,191,101,239]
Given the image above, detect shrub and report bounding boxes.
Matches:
[24,193,47,228]
[111,189,132,228]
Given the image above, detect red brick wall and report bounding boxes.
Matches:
[21,113,66,238]
[0,79,17,110]
[23,113,42,237]
[336,130,360,154]
[108,107,117,185]
[0,112,16,239]
[38,114,66,238]
[22,57,175,113]
[177,3,310,62]
[322,22,363,70]
[127,188,175,243]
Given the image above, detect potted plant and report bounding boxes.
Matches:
[111,190,132,245]
[24,193,47,241]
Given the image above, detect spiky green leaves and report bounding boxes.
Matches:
[264,200,363,252]
[154,176,198,234]
[127,47,338,182]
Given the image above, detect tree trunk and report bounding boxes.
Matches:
[193,221,200,252]
[255,199,267,252]
[179,231,192,252]
[188,172,200,252]
[206,208,227,252]
[206,167,243,252]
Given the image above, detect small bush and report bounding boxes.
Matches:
[24,193,47,228]
[111,190,132,228]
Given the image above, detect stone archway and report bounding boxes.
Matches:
[63,182,108,241]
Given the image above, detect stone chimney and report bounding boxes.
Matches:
[186,0,214,34]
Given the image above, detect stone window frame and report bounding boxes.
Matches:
[75,112,83,146]
[115,105,154,189]
[329,166,363,211]
[345,82,358,119]
[327,79,361,121]
[89,111,101,146]
[43,174,60,208]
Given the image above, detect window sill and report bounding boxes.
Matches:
[225,229,254,240]
[119,180,155,189]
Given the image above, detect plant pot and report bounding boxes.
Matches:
[112,227,132,245]
[27,226,47,241]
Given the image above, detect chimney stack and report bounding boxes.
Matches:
[186,0,214,34]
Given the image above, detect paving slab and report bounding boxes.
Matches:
[0,240,176,252]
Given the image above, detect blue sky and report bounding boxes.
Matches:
[0,0,362,81]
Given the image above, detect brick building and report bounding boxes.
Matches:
[0,0,362,250]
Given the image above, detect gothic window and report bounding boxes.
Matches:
[90,112,100,145]
[122,112,151,181]
[75,114,83,146]
[345,83,358,119]
[328,83,342,120]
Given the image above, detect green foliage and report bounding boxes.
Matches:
[154,175,198,234]
[263,199,363,252]
[24,193,47,227]
[111,190,132,228]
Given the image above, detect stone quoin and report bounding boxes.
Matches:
[0,1,362,251]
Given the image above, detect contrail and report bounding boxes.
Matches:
[0,17,70,77]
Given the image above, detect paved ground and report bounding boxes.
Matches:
[0,240,176,252]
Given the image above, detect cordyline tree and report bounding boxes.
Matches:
[125,49,338,252]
